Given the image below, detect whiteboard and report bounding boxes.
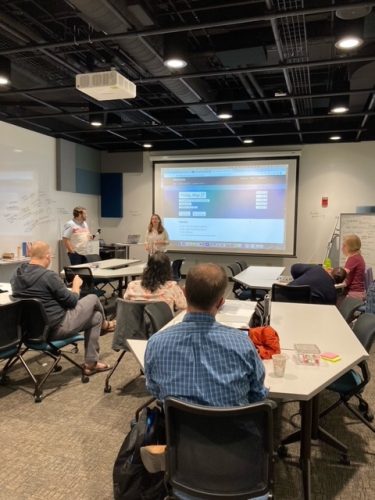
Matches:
[339,213,375,270]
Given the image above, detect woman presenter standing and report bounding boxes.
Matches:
[145,213,169,257]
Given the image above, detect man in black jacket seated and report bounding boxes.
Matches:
[11,240,113,375]
[289,264,346,305]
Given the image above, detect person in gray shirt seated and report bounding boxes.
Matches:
[289,264,346,305]
[11,240,115,376]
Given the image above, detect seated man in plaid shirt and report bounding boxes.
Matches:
[144,263,267,406]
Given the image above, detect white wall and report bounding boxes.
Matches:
[0,122,100,272]
[100,141,375,272]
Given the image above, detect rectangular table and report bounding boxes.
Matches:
[129,300,368,500]
[0,258,30,282]
[69,258,140,270]
[233,266,285,300]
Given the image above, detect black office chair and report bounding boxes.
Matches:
[271,283,311,303]
[320,313,375,432]
[19,298,88,402]
[338,296,364,324]
[144,302,174,332]
[227,262,242,280]
[105,299,172,393]
[164,397,276,499]
[0,301,26,386]
[236,260,248,271]
[171,259,185,282]
[64,266,107,299]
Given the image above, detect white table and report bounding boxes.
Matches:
[0,282,12,305]
[233,265,285,300]
[62,259,145,294]
[69,258,140,270]
[133,300,367,500]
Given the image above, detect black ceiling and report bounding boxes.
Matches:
[0,0,375,152]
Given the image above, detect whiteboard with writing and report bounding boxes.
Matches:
[0,121,99,271]
[339,213,375,270]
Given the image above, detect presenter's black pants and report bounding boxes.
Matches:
[68,252,87,265]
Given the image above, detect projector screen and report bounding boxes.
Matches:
[153,157,299,256]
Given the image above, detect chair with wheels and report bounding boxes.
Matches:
[171,259,185,282]
[19,298,88,403]
[271,283,311,303]
[0,301,28,387]
[144,301,174,332]
[64,266,107,299]
[320,313,375,432]
[164,397,276,499]
[338,296,364,323]
[227,262,242,280]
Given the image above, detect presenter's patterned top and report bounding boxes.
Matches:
[145,229,169,255]
[145,312,267,406]
[63,219,91,255]
[124,279,186,312]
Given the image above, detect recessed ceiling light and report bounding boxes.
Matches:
[143,143,153,148]
[0,76,10,85]
[217,112,232,120]
[90,120,102,127]
[274,91,287,97]
[330,135,342,141]
[164,58,187,69]
[243,139,254,144]
[13,148,23,153]
[335,36,363,49]
[331,105,349,114]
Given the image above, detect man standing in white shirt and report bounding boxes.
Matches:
[63,206,91,264]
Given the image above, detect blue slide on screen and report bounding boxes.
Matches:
[153,158,298,256]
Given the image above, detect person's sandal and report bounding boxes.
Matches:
[100,319,116,335]
[83,362,111,376]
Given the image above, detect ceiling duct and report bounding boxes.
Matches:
[69,0,217,122]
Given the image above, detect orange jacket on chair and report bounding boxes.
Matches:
[248,326,281,359]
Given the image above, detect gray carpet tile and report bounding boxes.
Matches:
[1,317,375,499]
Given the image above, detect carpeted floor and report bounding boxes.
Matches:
[1,310,375,499]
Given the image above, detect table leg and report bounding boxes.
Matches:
[300,399,313,500]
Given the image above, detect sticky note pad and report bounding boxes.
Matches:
[321,352,341,362]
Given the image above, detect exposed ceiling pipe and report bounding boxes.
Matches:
[69,0,217,123]
[40,109,375,135]
[265,0,302,141]
[1,2,375,55]
[356,94,375,140]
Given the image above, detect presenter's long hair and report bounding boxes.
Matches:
[142,252,172,292]
[148,213,165,234]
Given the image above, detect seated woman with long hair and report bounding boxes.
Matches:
[124,252,186,313]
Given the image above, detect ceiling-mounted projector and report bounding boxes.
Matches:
[76,70,136,101]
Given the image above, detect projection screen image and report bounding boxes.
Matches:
[153,157,299,256]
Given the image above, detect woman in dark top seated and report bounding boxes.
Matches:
[289,264,346,305]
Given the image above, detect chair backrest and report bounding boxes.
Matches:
[144,302,174,332]
[0,301,23,356]
[236,260,248,271]
[271,283,311,303]
[112,299,154,351]
[64,266,94,292]
[164,397,275,499]
[352,313,375,352]
[19,298,50,343]
[227,262,242,278]
[85,254,102,263]
[364,267,374,293]
[365,281,375,314]
[171,259,184,281]
[339,296,364,323]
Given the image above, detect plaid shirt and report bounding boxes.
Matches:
[145,312,267,406]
